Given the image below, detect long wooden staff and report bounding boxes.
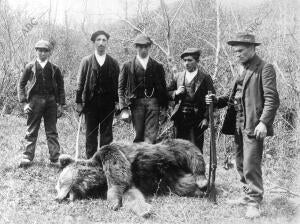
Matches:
[75,115,83,162]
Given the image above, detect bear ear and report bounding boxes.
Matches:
[58,154,74,168]
[98,144,112,160]
[91,151,103,167]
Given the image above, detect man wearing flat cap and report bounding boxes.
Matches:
[118,34,168,143]
[18,39,66,167]
[76,30,120,159]
[168,48,215,155]
[206,32,279,218]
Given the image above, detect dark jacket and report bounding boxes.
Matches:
[18,60,65,105]
[216,55,280,136]
[118,57,168,109]
[168,69,215,122]
[75,54,120,104]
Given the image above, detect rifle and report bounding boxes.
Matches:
[206,90,217,203]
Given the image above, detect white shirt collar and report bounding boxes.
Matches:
[37,58,48,68]
[185,69,198,83]
[95,51,106,66]
[136,55,149,70]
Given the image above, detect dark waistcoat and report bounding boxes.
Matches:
[94,58,111,95]
[31,61,54,95]
[134,59,155,98]
[182,75,196,104]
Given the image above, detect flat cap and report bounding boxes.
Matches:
[134,34,152,45]
[180,48,201,59]
[91,30,110,42]
[35,40,51,50]
[227,32,261,46]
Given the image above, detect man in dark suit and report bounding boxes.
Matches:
[206,33,280,218]
[118,34,168,143]
[76,30,120,159]
[18,40,65,167]
[168,48,215,154]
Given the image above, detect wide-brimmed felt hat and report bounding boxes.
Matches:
[91,30,110,42]
[227,32,261,46]
[180,48,201,59]
[134,34,152,46]
[35,40,51,50]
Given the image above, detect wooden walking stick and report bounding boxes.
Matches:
[206,90,217,203]
[75,115,83,162]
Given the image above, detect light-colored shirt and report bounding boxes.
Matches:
[185,69,198,83]
[95,51,106,66]
[37,59,48,68]
[137,55,149,70]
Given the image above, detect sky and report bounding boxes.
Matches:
[7,0,266,26]
[7,0,179,25]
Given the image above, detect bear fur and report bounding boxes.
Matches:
[99,139,207,214]
[55,154,107,202]
[55,139,206,217]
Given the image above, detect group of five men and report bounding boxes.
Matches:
[17,30,279,218]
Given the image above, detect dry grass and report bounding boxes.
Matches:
[0,115,299,224]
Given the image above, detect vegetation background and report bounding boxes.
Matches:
[0,0,299,223]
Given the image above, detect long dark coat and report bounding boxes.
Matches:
[217,55,280,136]
[75,54,119,105]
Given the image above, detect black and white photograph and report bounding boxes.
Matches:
[0,0,299,223]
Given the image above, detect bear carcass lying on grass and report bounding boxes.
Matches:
[56,139,207,217]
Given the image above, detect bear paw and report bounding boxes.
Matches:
[109,199,122,211]
[196,175,208,190]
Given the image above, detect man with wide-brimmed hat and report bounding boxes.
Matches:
[168,47,215,155]
[18,39,66,167]
[118,34,168,143]
[206,32,280,218]
[75,30,120,159]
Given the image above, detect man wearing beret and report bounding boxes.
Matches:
[168,48,215,154]
[18,40,66,167]
[118,34,168,143]
[76,30,120,159]
[206,32,280,218]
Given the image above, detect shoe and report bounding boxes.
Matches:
[49,160,60,168]
[19,158,32,168]
[245,203,261,218]
[242,185,250,193]
[226,196,250,206]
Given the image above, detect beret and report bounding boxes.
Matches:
[91,30,110,42]
[180,48,201,59]
[134,34,152,45]
[35,40,51,50]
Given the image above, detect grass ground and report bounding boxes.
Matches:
[0,115,299,224]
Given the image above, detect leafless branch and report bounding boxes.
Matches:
[229,4,240,30]
[170,0,186,26]
[221,44,236,77]
[160,0,171,54]
[213,0,221,79]
[121,18,168,56]
[273,61,299,95]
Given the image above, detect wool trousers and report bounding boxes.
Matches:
[130,98,160,144]
[85,94,114,159]
[234,110,264,204]
[23,94,59,162]
[174,112,205,154]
